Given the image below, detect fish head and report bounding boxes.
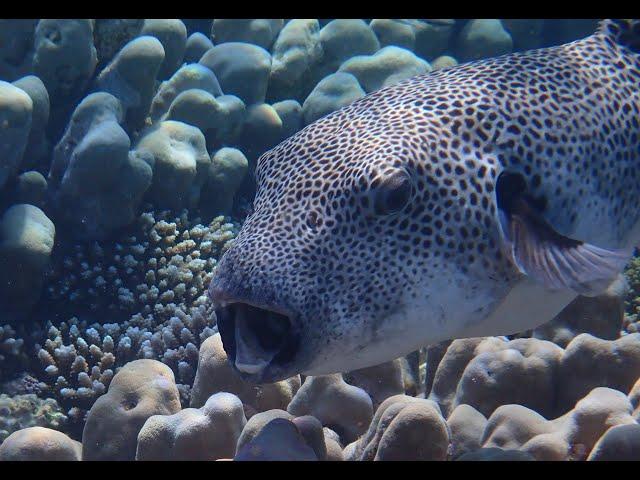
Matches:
[208,92,522,383]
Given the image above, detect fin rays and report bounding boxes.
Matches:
[507,212,632,296]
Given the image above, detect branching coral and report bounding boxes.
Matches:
[45,208,238,322]
[32,208,240,432]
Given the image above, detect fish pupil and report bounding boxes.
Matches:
[374,171,412,215]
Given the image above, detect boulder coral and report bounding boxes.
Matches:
[133,120,210,210]
[33,20,97,111]
[346,395,450,461]
[0,81,33,189]
[81,359,181,461]
[480,387,637,460]
[0,204,55,318]
[338,46,432,93]
[11,75,49,169]
[149,63,222,122]
[287,374,373,444]
[94,36,165,130]
[140,19,187,80]
[302,72,365,125]
[136,391,247,460]
[0,426,81,461]
[0,18,625,462]
[48,92,152,239]
[268,19,323,102]
[190,333,301,417]
[210,19,284,50]
[199,42,272,105]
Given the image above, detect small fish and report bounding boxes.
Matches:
[209,19,640,383]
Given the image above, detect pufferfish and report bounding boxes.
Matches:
[209,19,640,383]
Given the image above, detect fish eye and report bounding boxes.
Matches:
[372,170,413,216]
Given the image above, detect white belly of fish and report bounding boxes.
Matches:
[304,267,576,375]
[460,275,577,338]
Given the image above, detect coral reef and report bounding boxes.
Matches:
[1,18,631,462]
[0,204,55,319]
[81,359,181,460]
[199,42,272,105]
[48,92,151,239]
[0,426,81,460]
[136,391,246,460]
[0,81,33,189]
[133,120,211,209]
[287,374,373,444]
[346,395,450,461]
[190,333,301,417]
[32,209,238,430]
[235,417,318,461]
[94,36,165,131]
[45,208,238,322]
[0,394,67,445]
[210,19,284,51]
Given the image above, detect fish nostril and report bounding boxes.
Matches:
[306,211,323,230]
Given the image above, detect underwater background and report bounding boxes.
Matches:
[1,18,639,461]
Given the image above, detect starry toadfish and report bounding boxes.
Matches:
[209,19,640,383]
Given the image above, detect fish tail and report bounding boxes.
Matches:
[597,19,640,53]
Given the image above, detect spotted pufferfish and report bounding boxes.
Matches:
[209,19,640,383]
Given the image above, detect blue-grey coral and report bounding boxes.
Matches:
[199,42,272,105]
[93,19,144,68]
[337,45,432,93]
[32,20,97,110]
[184,32,213,64]
[133,120,211,209]
[0,81,33,189]
[316,20,380,79]
[0,19,37,81]
[210,19,284,50]
[0,18,634,462]
[12,75,50,169]
[267,19,323,102]
[0,204,55,319]
[140,19,187,80]
[48,92,152,239]
[455,19,513,62]
[149,63,222,122]
[94,36,165,130]
[302,72,365,125]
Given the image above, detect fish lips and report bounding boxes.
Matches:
[212,296,303,384]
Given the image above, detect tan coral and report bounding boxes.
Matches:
[82,359,181,460]
[287,373,373,444]
[0,427,81,461]
[349,394,449,461]
[136,391,246,460]
[190,333,300,416]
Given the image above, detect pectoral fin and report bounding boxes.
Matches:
[496,171,633,296]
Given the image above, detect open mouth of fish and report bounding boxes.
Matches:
[214,300,301,382]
